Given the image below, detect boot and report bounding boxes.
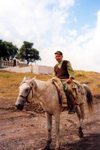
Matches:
[68,101,75,114]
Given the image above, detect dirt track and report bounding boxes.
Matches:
[0,98,100,150]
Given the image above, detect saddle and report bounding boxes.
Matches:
[51,77,86,107]
[51,77,67,107]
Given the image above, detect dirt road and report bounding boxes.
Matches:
[0,98,100,150]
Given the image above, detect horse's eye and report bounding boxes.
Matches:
[25,88,29,93]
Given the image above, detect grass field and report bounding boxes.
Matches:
[0,70,100,101]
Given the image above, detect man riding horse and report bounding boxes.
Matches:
[53,51,75,114]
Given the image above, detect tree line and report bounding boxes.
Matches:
[0,40,41,64]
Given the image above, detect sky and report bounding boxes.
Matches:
[0,0,100,72]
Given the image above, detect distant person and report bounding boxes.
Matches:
[53,51,75,114]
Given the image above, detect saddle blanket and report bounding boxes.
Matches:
[51,77,86,107]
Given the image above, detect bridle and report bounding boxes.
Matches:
[19,86,33,103]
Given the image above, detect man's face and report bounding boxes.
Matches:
[55,54,63,63]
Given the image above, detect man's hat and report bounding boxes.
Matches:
[54,51,63,56]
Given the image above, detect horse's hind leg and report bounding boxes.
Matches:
[55,113,60,150]
[79,103,84,137]
[76,104,84,138]
[46,113,52,145]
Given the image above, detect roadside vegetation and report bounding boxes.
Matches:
[0,70,100,101]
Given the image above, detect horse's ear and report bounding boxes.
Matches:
[20,76,27,85]
[23,76,27,81]
[30,78,37,90]
[23,76,30,81]
[33,76,36,79]
[21,76,30,85]
[30,76,36,85]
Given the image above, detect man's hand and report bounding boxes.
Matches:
[66,77,72,84]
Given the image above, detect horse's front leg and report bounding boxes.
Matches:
[46,113,52,145]
[55,113,60,150]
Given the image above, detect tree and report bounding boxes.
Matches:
[0,40,4,59]
[0,40,18,60]
[16,41,41,64]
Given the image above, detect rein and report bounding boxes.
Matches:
[20,86,33,103]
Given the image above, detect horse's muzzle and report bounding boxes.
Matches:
[15,104,24,110]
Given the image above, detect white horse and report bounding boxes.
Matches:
[15,77,93,150]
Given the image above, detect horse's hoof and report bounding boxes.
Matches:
[79,127,84,138]
[47,139,52,145]
[79,132,84,138]
[44,144,50,150]
[55,145,61,150]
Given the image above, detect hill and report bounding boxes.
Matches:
[0,70,100,100]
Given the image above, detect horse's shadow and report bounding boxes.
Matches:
[43,133,100,150]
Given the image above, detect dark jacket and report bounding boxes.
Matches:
[54,60,70,79]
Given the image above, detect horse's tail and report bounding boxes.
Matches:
[84,84,94,114]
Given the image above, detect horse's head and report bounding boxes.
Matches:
[15,77,36,110]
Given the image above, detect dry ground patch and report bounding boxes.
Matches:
[0,97,100,150]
